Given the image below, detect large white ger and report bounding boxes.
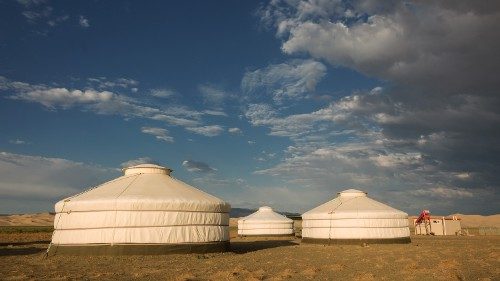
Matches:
[238,206,294,236]
[302,189,410,244]
[48,164,231,255]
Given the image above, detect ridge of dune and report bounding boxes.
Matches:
[0,212,54,226]
[451,214,500,228]
[1,212,499,228]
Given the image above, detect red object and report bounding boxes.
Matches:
[415,210,431,224]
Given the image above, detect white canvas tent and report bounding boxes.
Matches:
[48,164,231,255]
[302,189,410,244]
[238,206,294,236]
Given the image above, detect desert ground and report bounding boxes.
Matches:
[0,214,499,280]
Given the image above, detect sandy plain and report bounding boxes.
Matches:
[0,229,499,280]
[1,214,499,280]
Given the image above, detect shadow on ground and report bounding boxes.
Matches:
[0,241,50,246]
[0,246,46,256]
[230,239,299,254]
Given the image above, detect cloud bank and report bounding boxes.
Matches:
[0,151,116,213]
[247,0,500,214]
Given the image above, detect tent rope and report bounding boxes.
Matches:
[111,174,140,245]
[44,200,67,258]
[44,174,139,257]
[327,196,358,243]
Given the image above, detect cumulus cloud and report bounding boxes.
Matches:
[411,187,474,199]
[21,6,52,22]
[250,0,500,214]
[182,160,217,173]
[242,59,326,104]
[17,0,70,28]
[120,157,158,168]
[228,127,242,135]
[263,0,500,94]
[141,127,174,143]
[79,15,89,28]
[0,151,116,213]
[1,76,224,138]
[186,125,224,137]
[17,0,46,7]
[11,87,114,109]
[87,77,138,90]
[198,84,230,108]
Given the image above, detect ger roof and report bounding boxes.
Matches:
[302,189,407,220]
[55,164,230,213]
[238,206,292,223]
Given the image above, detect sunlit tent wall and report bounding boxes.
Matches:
[302,189,410,244]
[238,206,294,236]
[48,164,230,255]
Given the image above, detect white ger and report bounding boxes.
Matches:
[238,206,294,236]
[301,189,410,244]
[48,164,231,255]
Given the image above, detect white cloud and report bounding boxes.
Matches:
[16,0,72,29]
[120,157,157,168]
[21,6,52,22]
[87,77,139,89]
[79,15,89,28]
[203,110,227,117]
[242,59,326,104]
[17,0,46,7]
[186,125,224,137]
[198,84,229,107]
[141,127,174,143]
[182,160,217,173]
[1,76,224,138]
[370,153,423,168]
[245,100,360,138]
[12,87,114,109]
[152,114,201,127]
[411,187,474,199]
[228,127,242,135]
[150,88,176,98]
[455,172,471,180]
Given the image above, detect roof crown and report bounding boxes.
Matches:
[338,189,367,197]
[122,164,172,176]
[258,206,273,212]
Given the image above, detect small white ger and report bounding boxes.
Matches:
[238,206,294,236]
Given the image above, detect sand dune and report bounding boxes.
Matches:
[407,214,500,228]
[0,213,54,226]
[451,214,500,228]
[1,213,499,228]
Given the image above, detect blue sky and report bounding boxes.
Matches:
[1,0,499,215]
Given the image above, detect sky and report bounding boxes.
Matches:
[0,0,499,215]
